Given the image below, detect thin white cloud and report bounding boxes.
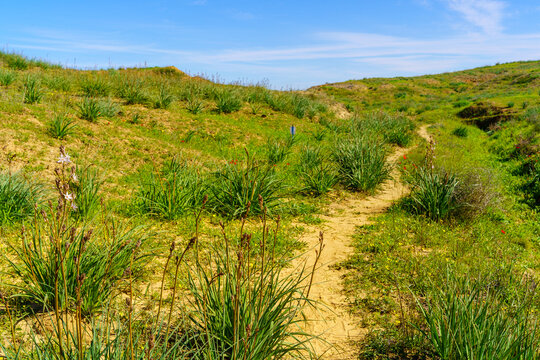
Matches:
[446,0,506,34]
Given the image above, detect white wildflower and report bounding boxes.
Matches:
[64,193,74,201]
[57,154,71,164]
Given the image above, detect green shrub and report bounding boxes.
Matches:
[135,158,205,219]
[78,97,101,122]
[47,113,77,140]
[210,151,284,218]
[215,89,242,113]
[0,172,42,224]
[333,136,390,192]
[23,76,43,104]
[452,126,468,138]
[80,77,109,97]
[0,69,16,86]
[417,269,539,359]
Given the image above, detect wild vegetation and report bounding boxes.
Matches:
[0,51,538,359]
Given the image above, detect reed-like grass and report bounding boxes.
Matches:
[47,113,77,140]
[0,171,43,224]
[23,76,44,104]
[78,97,101,122]
[333,136,390,192]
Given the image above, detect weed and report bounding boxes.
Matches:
[6,54,29,70]
[266,139,292,165]
[47,113,77,140]
[298,146,337,196]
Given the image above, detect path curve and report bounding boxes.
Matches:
[295,125,430,359]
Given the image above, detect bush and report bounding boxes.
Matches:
[78,97,101,122]
[23,76,43,104]
[0,171,43,224]
[452,126,468,138]
[210,151,284,218]
[0,69,16,86]
[416,269,539,359]
[333,136,390,192]
[135,158,206,219]
[215,89,243,113]
[47,113,77,140]
[80,77,109,97]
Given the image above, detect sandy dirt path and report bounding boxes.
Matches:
[295,126,430,359]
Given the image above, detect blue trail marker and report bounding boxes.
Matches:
[290,125,296,137]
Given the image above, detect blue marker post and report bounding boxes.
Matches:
[290,125,296,138]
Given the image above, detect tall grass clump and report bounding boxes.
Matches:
[6,54,29,70]
[23,76,44,104]
[78,97,101,122]
[298,146,337,196]
[7,147,150,317]
[71,165,103,219]
[333,136,390,192]
[186,93,204,114]
[210,150,284,218]
[47,113,77,140]
[187,200,321,359]
[135,157,206,219]
[80,77,110,97]
[266,138,294,165]
[117,78,148,105]
[416,269,539,360]
[452,126,469,138]
[154,84,175,109]
[98,98,121,118]
[351,111,415,147]
[215,89,243,113]
[0,69,16,86]
[0,171,42,224]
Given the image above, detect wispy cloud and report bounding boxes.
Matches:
[446,0,506,34]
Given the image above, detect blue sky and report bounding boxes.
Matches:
[2,0,540,89]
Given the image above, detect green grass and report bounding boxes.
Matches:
[23,75,43,104]
[0,171,43,225]
[78,97,102,122]
[333,136,390,192]
[47,113,77,140]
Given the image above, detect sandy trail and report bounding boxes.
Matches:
[295,126,430,359]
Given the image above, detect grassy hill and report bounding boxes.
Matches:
[0,51,539,359]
